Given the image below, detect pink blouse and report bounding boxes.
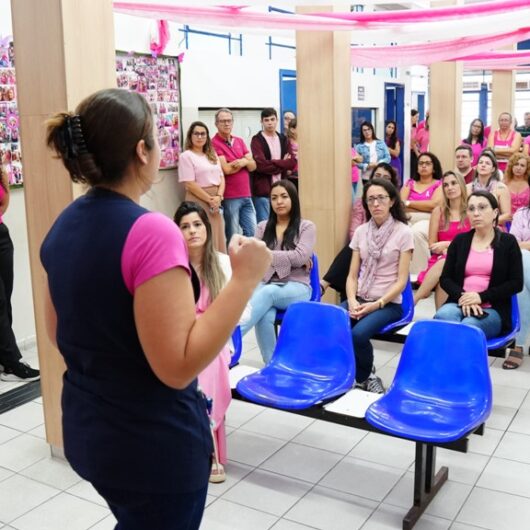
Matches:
[510,187,530,215]
[178,150,223,188]
[406,179,442,201]
[463,248,493,307]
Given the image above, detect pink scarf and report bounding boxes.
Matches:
[357,215,396,300]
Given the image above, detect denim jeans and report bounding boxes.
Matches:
[434,302,502,339]
[252,197,270,224]
[516,249,530,349]
[341,301,403,383]
[240,281,311,363]
[223,197,257,242]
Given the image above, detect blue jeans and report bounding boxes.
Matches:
[223,197,257,242]
[434,303,502,339]
[252,197,270,224]
[341,301,403,383]
[516,249,530,349]
[240,281,311,363]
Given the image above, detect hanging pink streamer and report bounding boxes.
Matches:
[461,50,530,62]
[150,19,170,56]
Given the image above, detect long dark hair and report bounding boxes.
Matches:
[385,120,398,149]
[370,162,399,187]
[463,118,485,145]
[414,151,443,181]
[468,190,501,246]
[362,178,408,224]
[174,201,225,301]
[360,121,378,143]
[262,180,301,251]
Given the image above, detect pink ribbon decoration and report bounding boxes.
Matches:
[150,19,170,56]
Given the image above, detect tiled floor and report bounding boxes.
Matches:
[1,296,530,529]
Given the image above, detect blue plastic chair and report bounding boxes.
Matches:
[486,295,520,351]
[237,301,356,410]
[379,280,414,334]
[230,326,242,368]
[365,320,492,443]
[274,253,321,331]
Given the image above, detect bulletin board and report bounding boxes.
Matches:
[116,51,182,170]
[0,38,22,187]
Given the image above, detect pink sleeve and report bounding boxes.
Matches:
[399,224,415,252]
[177,152,195,183]
[349,223,363,251]
[121,212,190,294]
[525,136,530,146]
[349,199,365,239]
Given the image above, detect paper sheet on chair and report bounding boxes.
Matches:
[229,364,259,389]
[324,389,383,418]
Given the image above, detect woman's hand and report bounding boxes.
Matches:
[229,235,272,287]
[458,292,481,307]
[209,195,221,212]
[461,303,484,318]
[349,300,378,319]
[429,241,449,255]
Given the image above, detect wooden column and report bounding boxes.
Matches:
[11,0,116,450]
[491,69,516,126]
[296,5,351,295]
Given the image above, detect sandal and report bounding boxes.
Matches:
[209,462,226,484]
[502,348,524,370]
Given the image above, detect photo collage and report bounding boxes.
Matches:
[116,52,181,169]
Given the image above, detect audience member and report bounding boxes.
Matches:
[351,146,363,197]
[355,121,390,183]
[434,191,522,339]
[410,109,419,178]
[414,171,470,308]
[286,118,299,189]
[179,121,227,252]
[414,115,430,155]
[385,120,402,186]
[250,108,296,223]
[462,118,487,167]
[283,110,296,132]
[240,180,315,363]
[488,112,522,172]
[515,111,530,138]
[523,134,530,157]
[454,145,475,184]
[212,108,257,242]
[504,153,530,217]
[344,178,413,394]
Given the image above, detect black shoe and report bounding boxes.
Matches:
[0,362,40,382]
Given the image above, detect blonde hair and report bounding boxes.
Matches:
[441,171,468,230]
[504,153,530,183]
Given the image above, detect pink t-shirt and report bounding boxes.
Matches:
[350,221,414,304]
[121,212,190,294]
[510,187,530,215]
[463,248,493,307]
[263,132,282,183]
[351,147,360,184]
[211,133,251,199]
[0,185,5,224]
[461,139,487,167]
[524,135,530,150]
[178,150,223,187]
[416,128,429,153]
[493,129,516,171]
[510,207,530,242]
[406,179,442,201]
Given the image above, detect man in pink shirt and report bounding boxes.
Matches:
[250,108,296,222]
[211,108,257,242]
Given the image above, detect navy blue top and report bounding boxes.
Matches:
[41,188,212,493]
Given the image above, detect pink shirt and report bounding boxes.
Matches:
[510,207,530,242]
[351,147,360,184]
[350,221,414,304]
[0,185,5,224]
[121,212,190,294]
[510,187,530,215]
[416,128,429,153]
[263,132,282,183]
[524,135,530,150]
[461,139,487,167]
[178,150,223,188]
[211,133,251,199]
[406,179,442,201]
[463,248,493,307]
[493,129,516,171]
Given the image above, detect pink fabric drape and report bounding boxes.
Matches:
[150,19,170,56]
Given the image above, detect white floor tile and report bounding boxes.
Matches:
[476,457,530,497]
[227,430,286,467]
[319,456,403,502]
[201,499,277,530]
[450,523,488,530]
[271,521,318,530]
[0,467,14,483]
[0,402,44,432]
[207,460,254,497]
[348,432,415,469]
[0,382,25,396]
[494,431,530,464]
[487,405,518,431]
[261,443,343,484]
[489,362,530,390]
[507,408,530,435]
[221,468,313,516]
[0,474,59,524]
[457,486,530,529]
[429,450,489,486]
[87,515,117,529]
[66,481,108,507]
[283,485,377,530]
[492,385,528,409]
[0,426,22,445]
[26,424,46,440]
[10,492,109,530]
[362,503,451,530]
[225,400,265,429]
[292,420,367,455]
[467,427,504,456]
[0,434,49,472]
[20,457,81,490]
[241,409,315,441]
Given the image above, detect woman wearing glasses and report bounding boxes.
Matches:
[179,122,226,252]
[345,178,413,394]
[434,191,522,339]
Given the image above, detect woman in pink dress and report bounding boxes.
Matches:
[414,171,471,309]
[505,153,530,216]
[461,118,487,167]
[487,112,522,172]
[523,135,530,156]
[174,201,232,484]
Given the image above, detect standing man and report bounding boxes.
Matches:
[454,145,474,184]
[516,111,530,138]
[212,108,257,242]
[250,108,296,222]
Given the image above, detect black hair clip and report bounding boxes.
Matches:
[62,115,88,160]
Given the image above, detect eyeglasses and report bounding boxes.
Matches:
[467,204,491,213]
[217,119,233,124]
[366,195,390,204]
[418,160,433,166]
[192,132,207,138]
[373,172,391,180]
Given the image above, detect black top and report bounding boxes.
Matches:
[440,229,523,333]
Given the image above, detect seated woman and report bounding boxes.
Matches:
[240,180,316,363]
[504,153,530,217]
[414,172,470,309]
[506,199,530,369]
[321,163,399,300]
[400,152,444,274]
[434,191,523,339]
[461,118,487,167]
[487,112,522,173]
[174,201,232,484]
[467,150,511,228]
[345,178,413,394]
